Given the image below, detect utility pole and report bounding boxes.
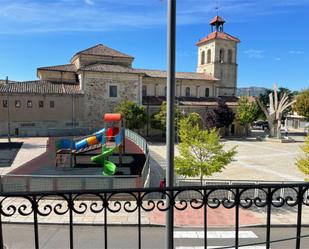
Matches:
[166,0,176,248]
[6,76,11,143]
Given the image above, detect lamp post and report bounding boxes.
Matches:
[166,0,176,248]
[6,76,11,143]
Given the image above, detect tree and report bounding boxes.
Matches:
[114,100,147,130]
[184,112,203,128]
[256,84,295,138]
[296,135,309,179]
[150,101,185,132]
[175,116,237,183]
[257,87,294,120]
[205,101,235,131]
[295,89,309,119]
[236,97,258,136]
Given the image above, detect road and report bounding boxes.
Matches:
[2,224,309,249]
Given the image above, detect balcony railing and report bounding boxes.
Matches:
[0,182,308,249]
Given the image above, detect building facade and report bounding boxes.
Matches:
[0,16,240,136]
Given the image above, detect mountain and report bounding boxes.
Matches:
[237,87,267,97]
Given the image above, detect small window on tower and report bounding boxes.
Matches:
[207,49,211,63]
[228,49,233,64]
[50,101,55,108]
[201,51,205,65]
[219,49,225,63]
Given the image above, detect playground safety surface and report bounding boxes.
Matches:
[8,137,145,176]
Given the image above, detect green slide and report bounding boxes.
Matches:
[91,146,117,175]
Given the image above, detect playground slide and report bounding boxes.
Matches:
[74,128,105,151]
[56,128,106,152]
[91,146,117,175]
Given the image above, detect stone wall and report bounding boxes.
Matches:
[72,54,133,69]
[82,71,140,129]
[37,70,77,83]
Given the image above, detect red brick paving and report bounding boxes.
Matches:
[149,205,262,227]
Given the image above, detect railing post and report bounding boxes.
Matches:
[266,187,272,249]
[296,186,303,249]
[166,0,176,249]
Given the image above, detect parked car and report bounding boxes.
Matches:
[252,120,269,130]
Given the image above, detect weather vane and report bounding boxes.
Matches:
[215,0,219,15]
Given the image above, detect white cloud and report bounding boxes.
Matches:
[84,0,94,5]
[274,57,281,61]
[244,49,265,59]
[0,0,309,34]
[288,50,304,55]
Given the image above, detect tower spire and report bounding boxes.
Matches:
[210,15,225,32]
[215,0,219,16]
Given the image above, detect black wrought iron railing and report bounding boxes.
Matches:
[0,182,309,249]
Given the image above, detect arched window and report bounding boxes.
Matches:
[201,51,205,65]
[205,88,210,97]
[207,49,211,63]
[185,87,190,97]
[219,49,225,63]
[228,49,233,64]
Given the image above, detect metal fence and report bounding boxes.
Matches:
[177,179,309,204]
[125,129,150,187]
[0,183,308,249]
[125,129,148,155]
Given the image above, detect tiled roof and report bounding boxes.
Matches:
[73,44,134,59]
[196,31,240,45]
[210,15,225,25]
[136,69,218,81]
[0,80,83,95]
[0,79,16,84]
[37,64,77,72]
[81,63,142,74]
[143,96,238,106]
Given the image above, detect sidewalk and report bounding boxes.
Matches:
[1,198,308,227]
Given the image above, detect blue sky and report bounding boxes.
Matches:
[0,0,308,91]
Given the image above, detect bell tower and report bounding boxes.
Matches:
[196,15,240,96]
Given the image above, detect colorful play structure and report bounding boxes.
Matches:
[55,113,125,175]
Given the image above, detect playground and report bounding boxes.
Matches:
[0,113,149,190]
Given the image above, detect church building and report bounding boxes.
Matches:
[0,16,240,136]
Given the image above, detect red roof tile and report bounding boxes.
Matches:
[210,15,225,25]
[136,69,218,81]
[73,44,133,59]
[0,81,83,95]
[37,64,77,72]
[196,31,240,45]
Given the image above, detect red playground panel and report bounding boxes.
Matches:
[104,113,122,122]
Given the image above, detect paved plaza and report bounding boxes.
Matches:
[149,138,306,182]
[0,135,308,227]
